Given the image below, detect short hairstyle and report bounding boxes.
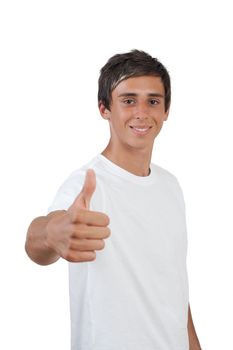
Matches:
[98,49,171,112]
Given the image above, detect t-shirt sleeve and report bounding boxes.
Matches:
[163,169,188,237]
[173,177,189,244]
[174,178,187,217]
[47,170,86,214]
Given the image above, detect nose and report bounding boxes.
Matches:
[135,102,149,120]
[136,114,148,120]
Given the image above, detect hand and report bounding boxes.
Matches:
[45,169,110,262]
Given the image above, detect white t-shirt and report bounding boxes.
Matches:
[48,154,189,350]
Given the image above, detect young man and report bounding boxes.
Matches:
[25,50,202,350]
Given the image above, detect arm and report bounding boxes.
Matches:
[25,169,110,266]
[188,303,202,350]
[25,211,64,265]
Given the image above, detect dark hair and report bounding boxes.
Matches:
[98,49,171,112]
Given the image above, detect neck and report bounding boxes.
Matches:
[101,142,153,177]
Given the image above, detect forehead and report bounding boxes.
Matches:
[112,75,165,97]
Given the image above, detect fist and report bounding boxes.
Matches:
[46,169,111,262]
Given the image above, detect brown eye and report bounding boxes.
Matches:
[123,99,135,104]
[150,99,159,105]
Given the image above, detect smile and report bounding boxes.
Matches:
[129,126,152,135]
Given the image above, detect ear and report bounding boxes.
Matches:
[163,107,170,121]
[99,101,111,120]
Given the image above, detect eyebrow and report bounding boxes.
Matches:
[118,92,164,98]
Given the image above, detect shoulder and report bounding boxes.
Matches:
[48,156,100,212]
[59,155,102,189]
[151,162,186,207]
[151,162,180,186]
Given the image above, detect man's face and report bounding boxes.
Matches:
[99,75,169,153]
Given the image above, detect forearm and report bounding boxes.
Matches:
[25,212,63,265]
[188,304,202,350]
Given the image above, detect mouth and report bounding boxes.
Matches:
[129,125,152,136]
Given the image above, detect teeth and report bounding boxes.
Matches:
[134,128,148,131]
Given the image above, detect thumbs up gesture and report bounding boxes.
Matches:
[46,169,111,262]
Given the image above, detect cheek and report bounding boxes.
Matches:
[154,109,167,122]
[112,110,130,125]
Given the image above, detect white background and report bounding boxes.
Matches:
[0,0,232,349]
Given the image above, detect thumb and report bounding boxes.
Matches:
[69,169,96,215]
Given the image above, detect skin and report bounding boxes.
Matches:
[99,75,169,176]
[25,75,201,349]
[25,168,110,265]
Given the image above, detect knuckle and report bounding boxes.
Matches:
[62,251,76,262]
[104,214,110,225]
[82,251,96,261]
[75,210,87,223]
[64,250,96,262]
[100,226,110,238]
[68,223,77,236]
[105,227,111,237]
[70,238,87,251]
[88,252,97,261]
[70,223,87,238]
[96,240,105,250]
